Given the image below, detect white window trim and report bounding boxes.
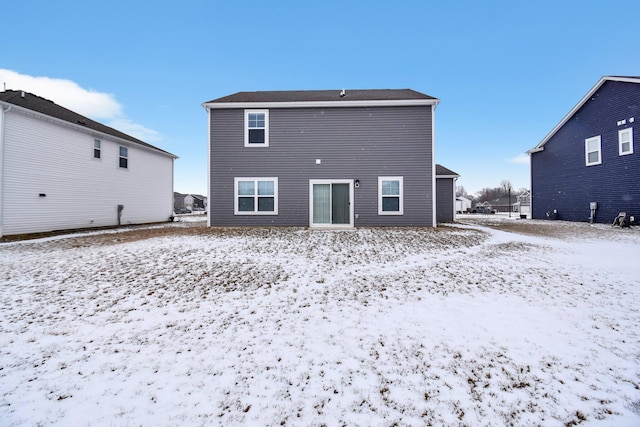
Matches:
[378,176,404,215]
[234,177,278,215]
[119,145,129,169]
[308,179,354,228]
[244,109,269,147]
[619,128,633,156]
[585,136,601,166]
[93,139,101,159]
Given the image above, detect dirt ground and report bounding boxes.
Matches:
[1,215,636,246]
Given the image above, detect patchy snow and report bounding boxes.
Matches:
[1,218,639,426]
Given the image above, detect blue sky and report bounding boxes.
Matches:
[3,0,639,196]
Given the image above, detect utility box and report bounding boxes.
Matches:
[590,202,598,210]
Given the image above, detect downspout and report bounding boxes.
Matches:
[453,175,458,221]
[431,103,437,227]
[0,105,11,238]
[205,105,212,227]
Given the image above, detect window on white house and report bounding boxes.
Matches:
[234,178,278,214]
[93,139,101,159]
[119,146,128,168]
[245,110,269,147]
[378,177,403,215]
[619,128,633,156]
[585,136,601,166]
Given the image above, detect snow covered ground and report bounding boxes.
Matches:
[1,217,639,426]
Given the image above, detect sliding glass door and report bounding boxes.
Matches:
[310,180,353,227]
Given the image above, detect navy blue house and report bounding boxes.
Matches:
[528,76,639,224]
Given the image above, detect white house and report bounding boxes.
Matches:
[0,90,177,237]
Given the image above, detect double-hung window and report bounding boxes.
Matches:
[234,178,278,214]
[245,110,269,147]
[119,146,128,168]
[378,177,403,215]
[619,128,633,156]
[93,139,101,159]
[585,136,601,166]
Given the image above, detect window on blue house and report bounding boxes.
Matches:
[245,110,269,147]
[585,136,601,166]
[234,177,278,214]
[619,128,633,156]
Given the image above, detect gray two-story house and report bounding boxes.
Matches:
[203,89,441,228]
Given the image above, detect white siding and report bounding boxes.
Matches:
[1,110,174,236]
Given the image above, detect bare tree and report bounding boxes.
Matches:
[500,179,513,196]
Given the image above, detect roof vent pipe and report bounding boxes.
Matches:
[340,89,346,97]
[21,91,25,98]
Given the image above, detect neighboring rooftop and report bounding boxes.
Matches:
[0,90,175,157]
[204,88,438,105]
[435,164,460,177]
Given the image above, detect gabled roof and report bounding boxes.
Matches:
[203,89,439,109]
[0,90,176,158]
[435,164,460,178]
[528,76,640,154]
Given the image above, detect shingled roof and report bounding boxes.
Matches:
[204,89,438,106]
[435,164,460,177]
[0,90,175,157]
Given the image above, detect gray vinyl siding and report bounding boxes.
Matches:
[436,177,455,223]
[209,105,434,226]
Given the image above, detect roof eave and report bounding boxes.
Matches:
[529,76,640,152]
[1,101,178,159]
[202,98,439,110]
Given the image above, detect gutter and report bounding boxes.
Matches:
[202,98,440,110]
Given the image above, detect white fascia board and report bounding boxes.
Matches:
[1,102,177,159]
[202,98,439,110]
[436,174,460,179]
[530,76,640,152]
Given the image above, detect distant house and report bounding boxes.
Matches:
[0,90,177,237]
[203,88,445,227]
[528,76,639,223]
[435,164,460,222]
[513,191,531,217]
[174,192,208,213]
[185,194,207,211]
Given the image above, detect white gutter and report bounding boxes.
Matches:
[203,99,440,110]
[432,103,437,227]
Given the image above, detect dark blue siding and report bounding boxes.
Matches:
[531,81,640,223]
[209,105,434,226]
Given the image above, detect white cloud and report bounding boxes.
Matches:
[107,118,162,143]
[510,154,530,164]
[0,69,160,142]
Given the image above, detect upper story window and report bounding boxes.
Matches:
[585,136,601,166]
[119,146,128,168]
[234,177,278,214]
[378,176,404,215]
[619,128,633,156]
[245,110,269,147]
[93,139,101,159]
